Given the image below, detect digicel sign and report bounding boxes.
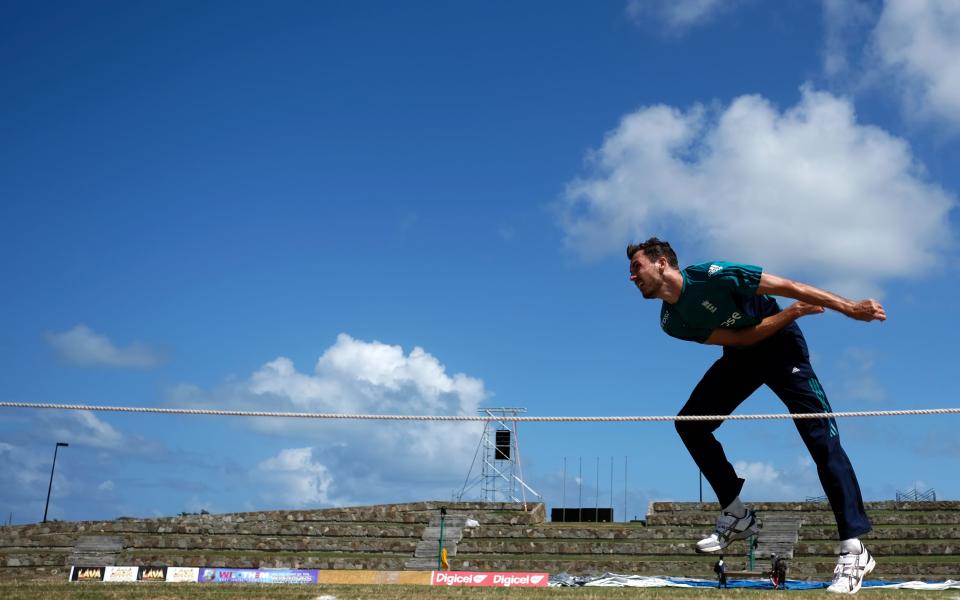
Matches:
[431,571,548,587]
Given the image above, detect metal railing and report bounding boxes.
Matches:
[896,487,936,502]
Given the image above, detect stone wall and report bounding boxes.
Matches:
[454,501,960,579]
[0,501,539,580]
[1,500,957,581]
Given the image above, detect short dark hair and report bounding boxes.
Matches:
[626,237,679,269]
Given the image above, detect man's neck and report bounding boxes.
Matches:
[660,269,684,305]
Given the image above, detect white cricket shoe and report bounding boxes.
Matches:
[826,543,876,594]
[695,509,760,553]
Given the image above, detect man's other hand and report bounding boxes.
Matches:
[847,299,886,322]
[791,301,826,318]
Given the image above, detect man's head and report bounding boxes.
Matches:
[627,237,679,299]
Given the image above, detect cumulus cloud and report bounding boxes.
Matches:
[869,0,960,127]
[626,0,737,31]
[46,324,164,368]
[256,447,335,507]
[177,334,488,507]
[735,457,820,500]
[559,87,955,296]
[247,334,486,416]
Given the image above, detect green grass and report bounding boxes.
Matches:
[1,582,959,600]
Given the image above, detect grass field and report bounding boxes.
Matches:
[1,583,959,600]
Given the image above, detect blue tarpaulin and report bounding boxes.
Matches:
[549,573,960,590]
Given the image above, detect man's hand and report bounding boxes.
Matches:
[790,301,825,318]
[845,299,886,322]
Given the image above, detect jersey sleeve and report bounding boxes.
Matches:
[713,262,762,296]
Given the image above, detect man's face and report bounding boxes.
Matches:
[629,252,664,299]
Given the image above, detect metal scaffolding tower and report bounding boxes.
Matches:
[457,407,541,505]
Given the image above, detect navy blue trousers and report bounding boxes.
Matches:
[675,328,871,540]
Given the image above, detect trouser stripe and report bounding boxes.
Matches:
[809,378,839,437]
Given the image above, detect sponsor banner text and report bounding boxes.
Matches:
[199,567,319,584]
[137,566,168,581]
[431,571,548,587]
[165,567,200,583]
[70,566,105,582]
[104,566,138,582]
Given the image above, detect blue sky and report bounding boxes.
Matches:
[2,0,958,525]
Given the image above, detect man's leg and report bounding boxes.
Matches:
[677,352,764,553]
[766,367,871,539]
[764,338,874,593]
[676,352,763,507]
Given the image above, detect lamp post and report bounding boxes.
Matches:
[43,442,68,523]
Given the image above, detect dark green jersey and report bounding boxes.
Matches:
[660,262,781,343]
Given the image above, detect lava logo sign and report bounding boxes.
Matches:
[431,571,548,587]
[70,567,105,581]
[137,566,167,581]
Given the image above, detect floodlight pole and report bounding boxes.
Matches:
[43,442,69,523]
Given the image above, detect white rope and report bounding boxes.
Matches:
[1,401,959,422]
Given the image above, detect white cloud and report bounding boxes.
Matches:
[178,334,488,506]
[626,0,736,31]
[247,334,486,416]
[734,457,820,500]
[48,411,126,450]
[559,87,955,296]
[0,441,73,521]
[0,415,166,521]
[256,447,335,507]
[0,442,47,493]
[46,324,164,369]
[869,0,960,127]
[737,460,780,484]
[821,0,876,78]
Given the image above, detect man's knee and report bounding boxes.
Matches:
[676,414,723,439]
[676,418,717,442]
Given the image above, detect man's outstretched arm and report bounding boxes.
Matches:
[757,273,886,322]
